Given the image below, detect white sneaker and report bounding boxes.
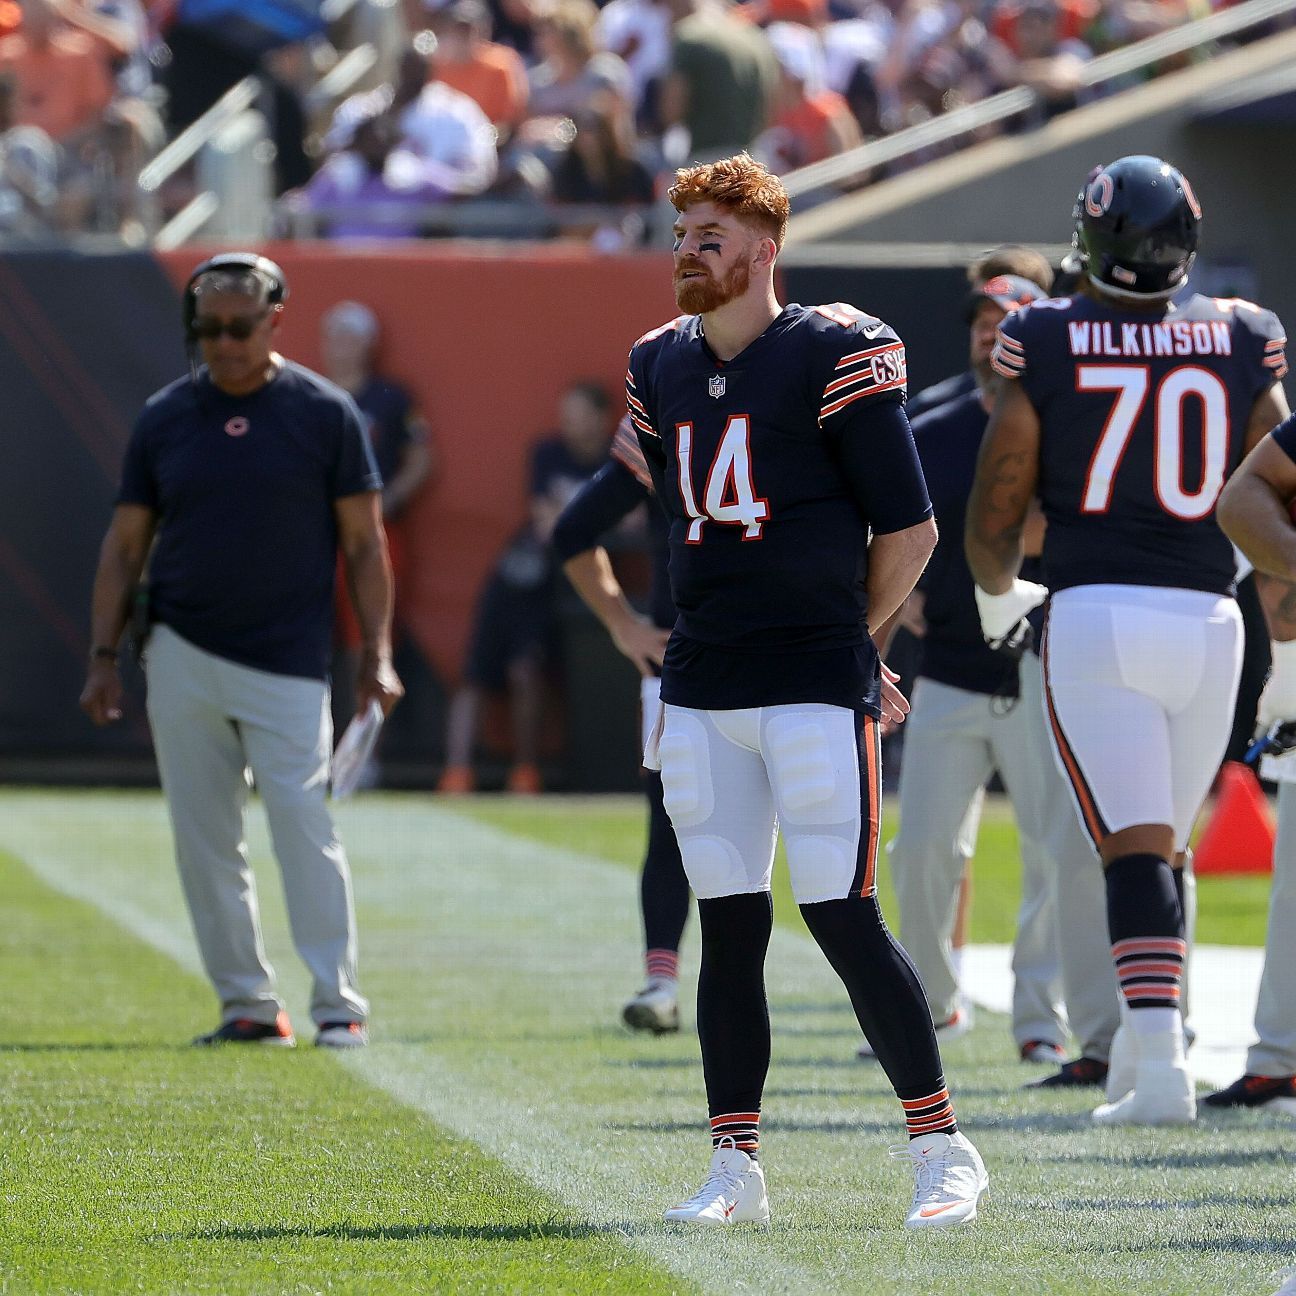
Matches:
[1092,1060,1196,1126]
[622,979,680,1034]
[664,1141,769,1226]
[859,1004,971,1059]
[891,1131,988,1229]
[1104,1023,1136,1103]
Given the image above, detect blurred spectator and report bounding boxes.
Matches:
[159,0,319,192]
[0,0,114,142]
[659,0,779,161]
[322,299,435,763]
[438,380,613,796]
[527,0,633,120]
[0,68,57,231]
[430,0,528,143]
[757,19,860,169]
[996,0,1092,120]
[304,109,449,236]
[549,87,655,246]
[595,0,672,130]
[318,35,498,225]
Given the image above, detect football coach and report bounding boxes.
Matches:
[80,253,403,1049]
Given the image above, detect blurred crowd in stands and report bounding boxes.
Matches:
[0,0,1281,245]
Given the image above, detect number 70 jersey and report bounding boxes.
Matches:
[993,292,1287,596]
[626,303,928,658]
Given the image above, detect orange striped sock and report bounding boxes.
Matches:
[710,1111,760,1156]
[900,1083,958,1139]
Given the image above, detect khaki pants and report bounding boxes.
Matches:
[145,624,367,1027]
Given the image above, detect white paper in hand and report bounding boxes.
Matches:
[332,700,383,800]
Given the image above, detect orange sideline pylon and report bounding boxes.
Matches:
[1193,762,1275,875]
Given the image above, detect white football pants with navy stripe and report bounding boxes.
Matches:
[888,671,1066,1046]
[145,624,368,1026]
[649,702,882,904]
[1246,780,1296,1077]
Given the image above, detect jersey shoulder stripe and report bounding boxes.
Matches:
[611,415,655,489]
[625,368,658,440]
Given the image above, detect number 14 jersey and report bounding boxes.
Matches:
[993,292,1287,596]
[627,302,932,714]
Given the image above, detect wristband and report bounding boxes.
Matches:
[90,645,119,663]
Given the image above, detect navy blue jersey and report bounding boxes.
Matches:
[353,376,419,485]
[119,361,381,680]
[906,369,976,422]
[628,302,931,713]
[912,392,1020,698]
[994,292,1287,595]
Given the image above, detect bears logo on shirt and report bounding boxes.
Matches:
[225,417,250,438]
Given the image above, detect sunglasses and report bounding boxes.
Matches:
[191,311,269,341]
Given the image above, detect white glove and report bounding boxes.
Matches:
[1258,639,1296,730]
[973,579,1049,647]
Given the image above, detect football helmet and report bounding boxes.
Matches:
[1070,155,1201,299]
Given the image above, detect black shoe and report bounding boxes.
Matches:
[1027,1055,1108,1088]
[1203,1073,1296,1112]
[193,1011,295,1047]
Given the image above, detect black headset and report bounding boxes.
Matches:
[182,252,289,337]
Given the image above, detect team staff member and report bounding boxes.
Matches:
[552,416,685,1034]
[630,155,987,1230]
[880,273,1069,1066]
[967,156,1288,1124]
[80,254,403,1049]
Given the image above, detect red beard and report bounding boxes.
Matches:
[674,257,751,314]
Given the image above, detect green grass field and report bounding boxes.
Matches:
[0,788,1292,1296]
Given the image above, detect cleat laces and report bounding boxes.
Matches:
[889,1141,959,1211]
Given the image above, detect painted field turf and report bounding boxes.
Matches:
[0,789,1291,1296]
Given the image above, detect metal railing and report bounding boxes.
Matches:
[138,76,261,198]
[781,0,1296,201]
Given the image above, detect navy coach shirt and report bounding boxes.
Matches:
[910,391,1021,699]
[118,361,381,680]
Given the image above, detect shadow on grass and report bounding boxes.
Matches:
[163,1220,626,1244]
[1121,1235,1296,1257]
[1038,1147,1296,1169]
[0,1041,168,1053]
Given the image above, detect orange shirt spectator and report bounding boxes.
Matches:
[991,0,1095,54]
[431,0,528,135]
[0,25,114,140]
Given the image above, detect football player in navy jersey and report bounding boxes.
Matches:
[552,417,687,1035]
[967,155,1290,1125]
[628,154,987,1230]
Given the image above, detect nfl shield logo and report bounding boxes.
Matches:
[708,374,726,399]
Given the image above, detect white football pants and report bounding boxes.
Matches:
[648,702,881,904]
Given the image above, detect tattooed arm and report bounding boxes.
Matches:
[965,377,1041,595]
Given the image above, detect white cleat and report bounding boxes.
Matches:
[859,1004,971,1059]
[1104,1023,1136,1103]
[1092,1060,1196,1126]
[664,1141,770,1226]
[622,979,680,1035]
[892,1131,988,1229]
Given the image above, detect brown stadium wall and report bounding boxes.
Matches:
[0,246,968,788]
